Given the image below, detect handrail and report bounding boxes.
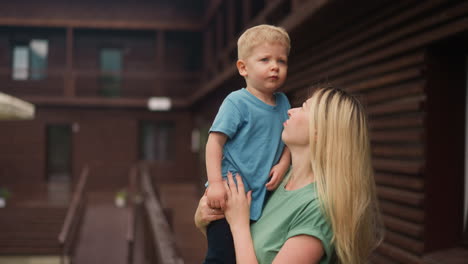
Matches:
[126,166,138,264]
[58,165,89,257]
[140,166,184,264]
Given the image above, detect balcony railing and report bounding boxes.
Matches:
[0,67,200,100]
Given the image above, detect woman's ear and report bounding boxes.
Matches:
[237,60,247,77]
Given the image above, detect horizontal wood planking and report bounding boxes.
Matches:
[375,173,424,191]
[371,129,423,143]
[370,252,400,264]
[367,98,424,117]
[373,159,423,175]
[377,242,423,264]
[380,201,424,223]
[288,0,438,74]
[377,186,424,207]
[362,81,425,106]
[286,1,468,92]
[370,115,424,130]
[383,215,424,238]
[385,230,425,254]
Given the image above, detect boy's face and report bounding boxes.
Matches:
[237,42,288,96]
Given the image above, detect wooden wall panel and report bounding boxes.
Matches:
[0,0,205,29]
[0,107,196,191]
[0,120,45,185]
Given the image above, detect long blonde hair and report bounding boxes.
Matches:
[308,87,383,263]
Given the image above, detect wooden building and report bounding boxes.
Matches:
[1,0,468,263]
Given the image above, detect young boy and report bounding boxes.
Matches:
[204,24,291,263]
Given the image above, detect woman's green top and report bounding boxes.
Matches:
[250,172,334,263]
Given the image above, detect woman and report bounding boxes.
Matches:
[195,87,383,263]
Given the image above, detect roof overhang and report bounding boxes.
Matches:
[0,92,35,120]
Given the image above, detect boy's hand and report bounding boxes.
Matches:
[266,163,288,191]
[207,181,227,209]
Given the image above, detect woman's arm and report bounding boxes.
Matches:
[224,173,325,264]
[224,173,258,264]
[194,192,225,237]
[273,235,324,264]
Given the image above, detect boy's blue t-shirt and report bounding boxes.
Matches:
[209,88,290,220]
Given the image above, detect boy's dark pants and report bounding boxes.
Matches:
[203,218,236,264]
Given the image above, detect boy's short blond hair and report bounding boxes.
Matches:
[237,24,290,60]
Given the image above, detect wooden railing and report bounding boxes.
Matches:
[126,166,138,264]
[140,166,184,264]
[0,67,200,99]
[58,165,89,263]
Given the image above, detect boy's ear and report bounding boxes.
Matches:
[237,59,247,77]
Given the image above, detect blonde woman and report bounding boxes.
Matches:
[195,86,383,263]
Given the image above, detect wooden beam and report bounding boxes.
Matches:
[226,0,236,44]
[19,96,189,109]
[156,31,165,71]
[291,0,305,11]
[204,0,222,26]
[189,64,238,105]
[242,0,252,28]
[64,27,75,97]
[280,0,330,30]
[216,11,224,67]
[204,28,214,74]
[0,18,202,31]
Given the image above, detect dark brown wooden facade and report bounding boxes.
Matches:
[0,0,204,190]
[192,0,468,263]
[2,0,468,263]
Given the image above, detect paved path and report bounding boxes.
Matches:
[74,192,129,264]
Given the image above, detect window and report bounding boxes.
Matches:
[99,48,122,97]
[12,39,48,80]
[139,121,175,161]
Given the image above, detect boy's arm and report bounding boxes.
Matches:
[206,132,228,209]
[266,146,291,191]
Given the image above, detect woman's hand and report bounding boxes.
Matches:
[224,172,258,264]
[194,191,225,236]
[224,172,252,231]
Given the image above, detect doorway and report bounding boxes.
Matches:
[46,124,72,205]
